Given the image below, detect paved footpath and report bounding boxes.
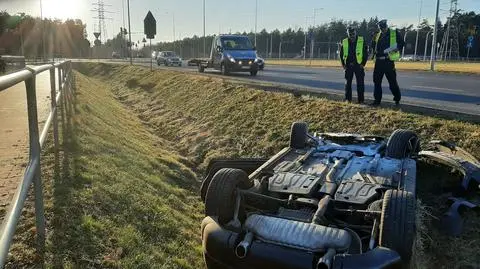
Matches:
[0,71,52,217]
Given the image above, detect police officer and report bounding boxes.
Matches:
[371,19,405,106]
[340,27,368,103]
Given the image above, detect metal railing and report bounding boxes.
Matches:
[0,60,73,266]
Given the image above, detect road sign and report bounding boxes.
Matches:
[144,11,156,39]
[467,36,474,48]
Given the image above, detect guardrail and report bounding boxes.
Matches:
[0,61,73,266]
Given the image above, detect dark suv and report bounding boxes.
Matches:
[156,51,182,67]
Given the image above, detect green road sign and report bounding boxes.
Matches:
[144,11,156,39]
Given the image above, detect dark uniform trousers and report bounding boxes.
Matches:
[373,59,401,103]
[344,63,365,103]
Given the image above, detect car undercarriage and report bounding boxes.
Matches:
[200,122,480,269]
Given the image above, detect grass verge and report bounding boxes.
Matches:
[7,69,204,268]
[267,59,480,74]
[73,63,479,268]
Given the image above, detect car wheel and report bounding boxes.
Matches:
[198,65,205,73]
[289,122,308,149]
[379,190,415,264]
[205,168,252,225]
[250,70,258,76]
[220,63,229,75]
[385,129,420,159]
[157,61,160,66]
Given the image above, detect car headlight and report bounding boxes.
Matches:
[226,54,235,63]
[167,58,172,62]
[254,58,259,63]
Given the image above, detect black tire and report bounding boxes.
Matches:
[385,129,420,159]
[220,63,229,75]
[157,61,160,66]
[198,65,205,73]
[289,122,308,149]
[379,190,416,264]
[200,159,267,202]
[250,70,258,76]
[205,168,252,225]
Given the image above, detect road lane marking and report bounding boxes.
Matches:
[411,85,470,94]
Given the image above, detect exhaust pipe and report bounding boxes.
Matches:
[317,248,336,269]
[312,196,331,224]
[235,232,254,259]
[326,159,343,182]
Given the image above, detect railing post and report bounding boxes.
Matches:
[24,73,46,259]
[50,67,59,170]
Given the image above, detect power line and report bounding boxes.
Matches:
[439,0,460,60]
[92,0,113,43]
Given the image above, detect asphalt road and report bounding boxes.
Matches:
[79,58,480,117]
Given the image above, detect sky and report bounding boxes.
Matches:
[1,0,479,44]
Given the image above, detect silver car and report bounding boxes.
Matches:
[156,51,182,67]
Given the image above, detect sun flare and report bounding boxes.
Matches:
[41,0,82,21]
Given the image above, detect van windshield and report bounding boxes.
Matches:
[164,51,176,57]
[221,36,254,50]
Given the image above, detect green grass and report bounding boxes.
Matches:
[267,59,480,74]
[9,62,480,268]
[7,70,204,268]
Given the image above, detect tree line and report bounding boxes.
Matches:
[0,11,90,58]
[152,13,479,60]
[0,10,478,60]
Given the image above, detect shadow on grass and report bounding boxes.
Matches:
[48,77,106,268]
[43,71,204,268]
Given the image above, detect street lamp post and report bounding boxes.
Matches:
[127,0,132,65]
[173,12,176,54]
[279,41,282,59]
[413,0,423,61]
[303,16,312,60]
[424,30,432,61]
[40,0,46,61]
[270,34,273,58]
[402,28,409,59]
[203,0,206,57]
[254,0,258,46]
[310,8,323,62]
[430,0,440,71]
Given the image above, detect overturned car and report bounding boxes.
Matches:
[200,122,479,269]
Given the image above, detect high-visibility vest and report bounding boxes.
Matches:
[374,29,400,61]
[342,36,364,65]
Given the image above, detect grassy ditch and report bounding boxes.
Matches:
[73,63,479,268]
[7,70,204,268]
[267,59,480,74]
